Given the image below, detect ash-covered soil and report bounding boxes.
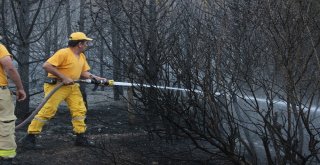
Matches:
[12,89,229,165]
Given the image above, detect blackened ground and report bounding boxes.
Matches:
[13,90,231,165]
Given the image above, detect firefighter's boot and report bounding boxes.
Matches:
[19,134,43,150]
[75,134,94,147]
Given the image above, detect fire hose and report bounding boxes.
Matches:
[15,79,114,130]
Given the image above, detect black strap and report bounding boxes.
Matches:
[44,77,57,84]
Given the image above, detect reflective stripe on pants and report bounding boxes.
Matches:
[0,149,15,158]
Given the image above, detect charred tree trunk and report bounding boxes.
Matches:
[78,0,88,109]
[145,0,159,138]
[111,0,122,100]
[14,0,31,119]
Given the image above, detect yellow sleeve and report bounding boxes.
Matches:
[0,44,11,59]
[47,49,65,66]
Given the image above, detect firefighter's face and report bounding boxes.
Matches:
[79,41,89,52]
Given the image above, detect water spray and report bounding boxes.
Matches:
[112,81,203,93]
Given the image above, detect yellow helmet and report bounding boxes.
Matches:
[69,32,93,41]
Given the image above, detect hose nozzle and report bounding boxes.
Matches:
[106,80,114,86]
[92,79,114,86]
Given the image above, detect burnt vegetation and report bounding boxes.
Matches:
[2,0,320,164]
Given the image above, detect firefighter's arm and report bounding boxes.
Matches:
[0,56,26,101]
[43,62,73,85]
[81,71,106,81]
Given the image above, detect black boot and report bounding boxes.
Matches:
[75,134,94,147]
[0,158,13,165]
[18,134,42,150]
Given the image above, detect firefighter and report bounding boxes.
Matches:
[20,32,107,149]
[0,36,26,164]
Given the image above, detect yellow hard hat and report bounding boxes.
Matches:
[69,32,93,41]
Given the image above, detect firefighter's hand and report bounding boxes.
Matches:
[90,76,107,85]
[16,89,26,101]
[62,77,74,85]
[93,76,107,82]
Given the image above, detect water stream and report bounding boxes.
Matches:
[113,81,204,93]
[112,81,319,113]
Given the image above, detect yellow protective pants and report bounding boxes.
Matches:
[28,83,87,134]
[0,88,16,158]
